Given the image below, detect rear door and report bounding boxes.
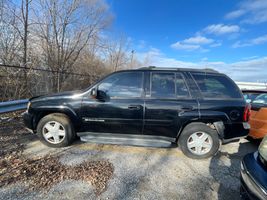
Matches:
[143,71,199,138]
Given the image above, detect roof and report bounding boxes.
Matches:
[242,89,267,93]
[136,66,219,73]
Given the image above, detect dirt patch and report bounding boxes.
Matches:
[0,115,114,195]
[0,115,31,157]
[0,154,114,195]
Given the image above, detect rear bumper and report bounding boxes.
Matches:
[22,111,34,131]
[223,122,250,140]
[240,153,267,200]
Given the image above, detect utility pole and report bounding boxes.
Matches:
[22,0,30,96]
[130,50,134,69]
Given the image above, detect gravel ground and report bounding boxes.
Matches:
[0,118,258,200]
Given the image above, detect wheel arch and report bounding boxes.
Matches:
[176,119,225,142]
[32,106,80,132]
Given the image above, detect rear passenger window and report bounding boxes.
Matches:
[192,73,241,99]
[176,73,190,98]
[151,73,175,98]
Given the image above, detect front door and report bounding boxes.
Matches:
[80,71,144,135]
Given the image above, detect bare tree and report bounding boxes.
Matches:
[104,36,131,71]
[0,1,23,65]
[0,0,143,101]
[32,0,112,92]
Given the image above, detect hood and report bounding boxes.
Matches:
[29,90,83,102]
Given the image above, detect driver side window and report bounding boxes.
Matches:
[98,72,143,98]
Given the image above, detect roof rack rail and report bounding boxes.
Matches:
[202,68,219,73]
[138,66,156,70]
[137,66,219,73]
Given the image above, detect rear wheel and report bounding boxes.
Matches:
[178,123,220,159]
[37,113,74,148]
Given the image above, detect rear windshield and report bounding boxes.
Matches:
[191,73,242,99]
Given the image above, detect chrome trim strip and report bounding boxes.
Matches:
[77,132,176,143]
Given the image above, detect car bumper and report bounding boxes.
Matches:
[222,122,250,140]
[22,111,34,131]
[240,153,267,200]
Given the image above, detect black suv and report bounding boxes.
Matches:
[23,67,250,159]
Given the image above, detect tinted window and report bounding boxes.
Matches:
[176,73,190,98]
[243,92,262,103]
[98,72,143,98]
[253,93,267,104]
[192,73,241,99]
[151,73,175,98]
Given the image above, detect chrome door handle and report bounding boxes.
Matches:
[128,105,141,110]
[180,106,193,111]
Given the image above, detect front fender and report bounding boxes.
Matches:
[31,105,81,130]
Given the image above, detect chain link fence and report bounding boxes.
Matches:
[0,64,101,101]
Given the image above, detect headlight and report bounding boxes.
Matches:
[27,102,31,110]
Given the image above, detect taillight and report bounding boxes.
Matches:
[243,104,251,122]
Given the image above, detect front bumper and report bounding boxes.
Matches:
[22,111,34,131]
[240,153,267,200]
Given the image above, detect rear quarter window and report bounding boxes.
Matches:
[191,73,242,99]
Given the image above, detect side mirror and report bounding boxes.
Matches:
[91,88,97,98]
[90,88,108,101]
[97,90,108,101]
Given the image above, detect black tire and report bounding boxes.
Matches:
[36,113,75,148]
[178,122,220,159]
[246,136,262,146]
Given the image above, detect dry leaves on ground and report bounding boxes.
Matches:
[0,154,114,195]
[0,116,114,195]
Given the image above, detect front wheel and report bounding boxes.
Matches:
[36,113,75,148]
[178,123,220,159]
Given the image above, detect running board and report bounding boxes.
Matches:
[78,132,175,148]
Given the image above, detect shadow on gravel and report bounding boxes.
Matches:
[209,140,258,200]
[111,146,175,200]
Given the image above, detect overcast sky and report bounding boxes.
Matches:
[107,0,267,82]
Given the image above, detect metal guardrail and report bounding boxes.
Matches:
[236,81,267,90]
[0,99,29,114]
